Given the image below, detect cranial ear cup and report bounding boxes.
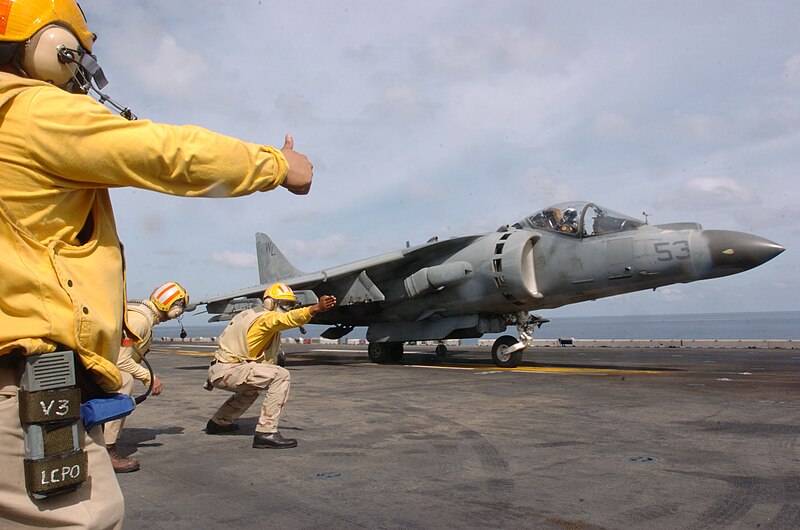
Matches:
[23,25,80,86]
[167,305,184,320]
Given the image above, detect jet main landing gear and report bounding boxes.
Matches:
[367,341,404,363]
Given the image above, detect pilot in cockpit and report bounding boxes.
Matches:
[560,208,579,235]
[530,207,580,235]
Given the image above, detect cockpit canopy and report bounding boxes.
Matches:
[512,202,645,237]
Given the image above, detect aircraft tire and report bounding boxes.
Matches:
[491,335,522,368]
[435,344,448,358]
[368,342,403,364]
[388,342,404,363]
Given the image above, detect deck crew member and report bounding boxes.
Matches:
[105,282,190,473]
[205,284,336,448]
[0,1,315,526]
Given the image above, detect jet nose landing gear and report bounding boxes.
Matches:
[491,335,523,367]
[490,313,549,368]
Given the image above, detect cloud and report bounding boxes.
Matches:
[363,84,439,124]
[784,54,800,89]
[284,234,351,264]
[676,114,735,145]
[593,111,634,139]
[517,167,575,206]
[125,34,211,100]
[210,251,257,270]
[668,176,758,211]
[407,180,447,200]
[140,214,165,236]
[280,234,353,264]
[274,90,317,127]
[684,177,754,204]
[422,27,568,78]
[652,287,686,302]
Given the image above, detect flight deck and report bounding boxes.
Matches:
[117,342,800,529]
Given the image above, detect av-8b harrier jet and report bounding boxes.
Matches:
[198,201,784,367]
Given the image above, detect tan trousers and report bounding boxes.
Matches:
[208,362,291,433]
[0,365,125,529]
[103,372,135,446]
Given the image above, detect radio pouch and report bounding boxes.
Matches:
[19,350,86,499]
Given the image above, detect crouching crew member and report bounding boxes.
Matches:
[105,282,190,473]
[205,284,335,448]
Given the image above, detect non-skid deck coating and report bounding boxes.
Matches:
[116,343,800,529]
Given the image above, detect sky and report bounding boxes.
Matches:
[79,0,799,327]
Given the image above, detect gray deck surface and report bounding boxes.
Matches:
[115,343,800,529]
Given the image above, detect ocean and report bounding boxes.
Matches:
[158,311,800,341]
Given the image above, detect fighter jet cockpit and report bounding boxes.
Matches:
[513,202,645,237]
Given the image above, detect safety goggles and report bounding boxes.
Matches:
[277,300,301,312]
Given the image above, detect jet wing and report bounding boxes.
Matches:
[199,234,483,320]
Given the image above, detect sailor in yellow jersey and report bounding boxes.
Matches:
[0,1,315,527]
[206,283,336,448]
[104,282,190,473]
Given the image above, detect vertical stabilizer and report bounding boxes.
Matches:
[256,233,304,284]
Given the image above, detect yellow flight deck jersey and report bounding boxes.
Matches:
[215,306,314,365]
[0,73,289,391]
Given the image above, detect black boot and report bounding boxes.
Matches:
[205,419,239,434]
[253,431,297,449]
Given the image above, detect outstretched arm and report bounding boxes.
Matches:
[309,295,337,316]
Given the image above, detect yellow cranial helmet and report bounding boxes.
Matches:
[0,0,96,51]
[263,282,296,303]
[150,282,190,313]
[264,283,300,312]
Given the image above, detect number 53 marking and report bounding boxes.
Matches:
[654,241,690,261]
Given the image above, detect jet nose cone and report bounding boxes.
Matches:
[703,230,784,276]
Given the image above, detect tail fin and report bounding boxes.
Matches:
[256,233,304,284]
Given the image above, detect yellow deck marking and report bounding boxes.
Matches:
[151,349,213,357]
[153,347,662,374]
[306,348,371,354]
[409,364,663,375]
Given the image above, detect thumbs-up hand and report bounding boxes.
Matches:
[279,133,313,195]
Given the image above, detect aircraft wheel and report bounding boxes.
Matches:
[368,342,403,364]
[388,342,404,363]
[492,335,522,368]
[277,351,286,367]
[435,344,448,358]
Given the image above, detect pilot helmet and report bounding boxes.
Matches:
[0,0,106,93]
[263,283,300,312]
[563,208,578,222]
[545,207,563,222]
[150,282,190,319]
